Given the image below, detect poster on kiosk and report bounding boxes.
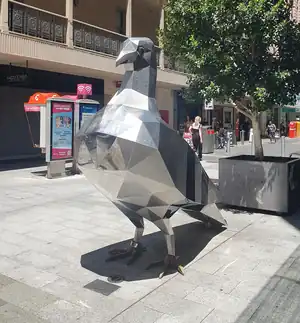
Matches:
[45,98,75,163]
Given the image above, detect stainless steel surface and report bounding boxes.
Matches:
[75,37,226,264]
[240,130,245,145]
[227,132,231,155]
[202,128,214,154]
[46,160,66,179]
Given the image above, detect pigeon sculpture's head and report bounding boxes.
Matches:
[116,37,155,71]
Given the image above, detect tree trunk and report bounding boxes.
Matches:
[252,113,264,160]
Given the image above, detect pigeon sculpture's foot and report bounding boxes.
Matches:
[146,255,184,279]
[159,255,184,279]
[106,240,146,265]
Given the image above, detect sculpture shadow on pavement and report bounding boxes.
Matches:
[80,220,225,282]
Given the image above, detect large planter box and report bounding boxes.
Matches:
[219,155,300,214]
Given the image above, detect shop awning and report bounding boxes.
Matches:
[24,92,60,112]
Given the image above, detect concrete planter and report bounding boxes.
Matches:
[218,155,300,214]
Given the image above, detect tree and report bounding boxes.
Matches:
[161,0,300,159]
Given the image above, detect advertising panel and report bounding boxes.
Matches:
[50,102,74,160]
[79,103,99,128]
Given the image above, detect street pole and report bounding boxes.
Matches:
[227,132,231,155]
[281,136,286,157]
[240,130,245,145]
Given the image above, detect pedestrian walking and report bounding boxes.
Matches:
[189,116,203,160]
[267,120,277,143]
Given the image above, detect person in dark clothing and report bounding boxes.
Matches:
[280,121,286,137]
[189,116,203,160]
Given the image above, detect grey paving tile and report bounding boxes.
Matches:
[0,256,21,276]
[112,282,153,301]
[185,285,251,316]
[76,296,134,322]
[0,281,58,312]
[201,309,238,323]
[8,265,59,288]
[38,299,88,323]
[141,290,212,322]
[112,303,163,323]
[57,228,97,240]
[26,231,62,243]
[230,275,279,301]
[0,303,48,323]
[60,220,95,231]
[46,261,99,285]
[15,251,62,270]
[189,250,241,275]
[26,221,66,233]
[0,230,27,245]
[3,222,33,234]
[155,278,197,298]
[0,298,7,307]
[0,274,15,288]
[179,267,240,294]
[153,314,181,323]
[53,236,82,249]
[0,241,25,257]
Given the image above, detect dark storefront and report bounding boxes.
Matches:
[0,65,104,160]
[174,90,203,134]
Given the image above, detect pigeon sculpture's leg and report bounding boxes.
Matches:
[106,211,145,265]
[151,218,184,279]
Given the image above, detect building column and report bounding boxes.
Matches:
[0,0,9,32]
[66,0,73,47]
[159,5,165,69]
[126,0,132,37]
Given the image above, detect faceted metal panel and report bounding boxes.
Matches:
[75,37,226,270]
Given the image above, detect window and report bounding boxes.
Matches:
[116,9,125,35]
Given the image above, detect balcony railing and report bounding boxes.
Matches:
[6,1,186,74]
[8,1,66,43]
[73,20,162,68]
[73,20,126,57]
[164,55,188,73]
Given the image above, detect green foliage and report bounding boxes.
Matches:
[162,0,300,113]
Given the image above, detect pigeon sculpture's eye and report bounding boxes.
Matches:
[137,46,145,56]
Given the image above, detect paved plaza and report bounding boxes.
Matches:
[0,139,300,322]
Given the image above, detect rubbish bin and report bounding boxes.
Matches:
[289,121,296,138]
[202,126,215,154]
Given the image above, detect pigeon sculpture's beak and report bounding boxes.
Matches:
[116,49,138,67]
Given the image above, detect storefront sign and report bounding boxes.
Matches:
[50,102,74,160]
[282,107,300,113]
[77,83,92,96]
[6,74,28,84]
[204,99,214,110]
[79,103,99,127]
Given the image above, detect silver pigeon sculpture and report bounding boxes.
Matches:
[75,37,227,278]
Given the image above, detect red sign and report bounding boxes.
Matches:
[159,110,169,124]
[24,104,41,112]
[77,84,92,96]
[115,81,122,88]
